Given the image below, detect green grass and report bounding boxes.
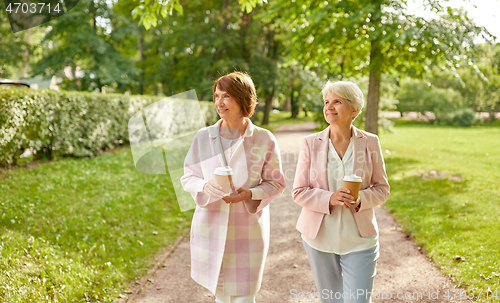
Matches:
[253,110,315,131]
[380,124,500,302]
[0,148,193,302]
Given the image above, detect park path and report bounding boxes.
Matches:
[121,122,470,303]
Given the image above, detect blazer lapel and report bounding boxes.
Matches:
[352,126,367,181]
[208,120,224,167]
[314,127,330,190]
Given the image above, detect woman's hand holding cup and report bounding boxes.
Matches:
[342,174,362,209]
[343,196,360,209]
[222,187,252,204]
[203,180,225,200]
[329,188,354,207]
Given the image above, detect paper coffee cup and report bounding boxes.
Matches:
[343,174,362,204]
[214,167,233,196]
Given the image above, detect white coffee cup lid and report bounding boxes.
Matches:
[343,174,362,182]
[214,166,233,175]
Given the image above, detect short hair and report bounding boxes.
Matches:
[321,80,364,119]
[213,72,257,118]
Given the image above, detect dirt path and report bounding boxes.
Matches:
[123,122,470,303]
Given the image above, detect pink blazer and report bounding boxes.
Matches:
[292,126,390,239]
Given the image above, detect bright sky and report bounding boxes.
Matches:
[407,0,500,41]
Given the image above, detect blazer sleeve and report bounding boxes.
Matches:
[180,133,216,208]
[291,137,332,215]
[243,132,285,214]
[357,135,390,212]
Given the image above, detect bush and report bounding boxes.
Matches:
[0,87,218,167]
[396,78,472,126]
[451,108,475,127]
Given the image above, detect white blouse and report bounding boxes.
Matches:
[302,137,378,254]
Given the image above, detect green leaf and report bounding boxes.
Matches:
[245,2,253,13]
[143,16,151,30]
[174,2,183,14]
[131,8,138,19]
[160,6,168,18]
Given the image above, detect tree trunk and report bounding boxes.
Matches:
[209,0,231,81]
[97,77,103,92]
[20,29,31,78]
[489,110,496,122]
[291,106,299,119]
[366,0,382,135]
[261,88,274,125]
[138,27,145,95]
[261,19,277,125]
[91,0,97,31]
[250,106,259,123]
[366,71,381,134]
[240,11,251,64]
[290,86,300,119]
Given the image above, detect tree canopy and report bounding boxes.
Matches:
[261,0,495,133]
[1,0,498,128]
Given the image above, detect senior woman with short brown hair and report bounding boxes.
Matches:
[181,72,285,303]
[292,80,390,303]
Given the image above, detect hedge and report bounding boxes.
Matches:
[0,87,218,167]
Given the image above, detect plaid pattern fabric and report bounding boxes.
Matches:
[181,119,285,296]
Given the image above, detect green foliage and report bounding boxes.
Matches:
[33,0,139,92]
[0,87,217,167]
[277,63,323,117]
[395,44,500,126]
[129,0,264,29]
[396,78,468,125]
[261,0,491,133]
[396,78,430,114]
[131,0,183,30]
[124,0,312,108]
[451,108,475,127]
[0,147,193,301]
[430,44,500,115]
[264,0,488,77]
[0,8,28,78]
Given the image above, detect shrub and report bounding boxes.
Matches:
[0,87,217,167]
[396,78,471,126]
[451,108,475,127]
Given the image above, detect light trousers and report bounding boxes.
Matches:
[303,240,379,303]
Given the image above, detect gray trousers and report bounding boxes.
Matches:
[302,240,379,303]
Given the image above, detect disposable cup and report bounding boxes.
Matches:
[343,174,362,204]
[214,166,233,196]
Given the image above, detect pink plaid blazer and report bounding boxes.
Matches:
[181,119,285,296]
[292,126,390,239]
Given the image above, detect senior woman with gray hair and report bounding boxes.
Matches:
[292,81,390,303]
